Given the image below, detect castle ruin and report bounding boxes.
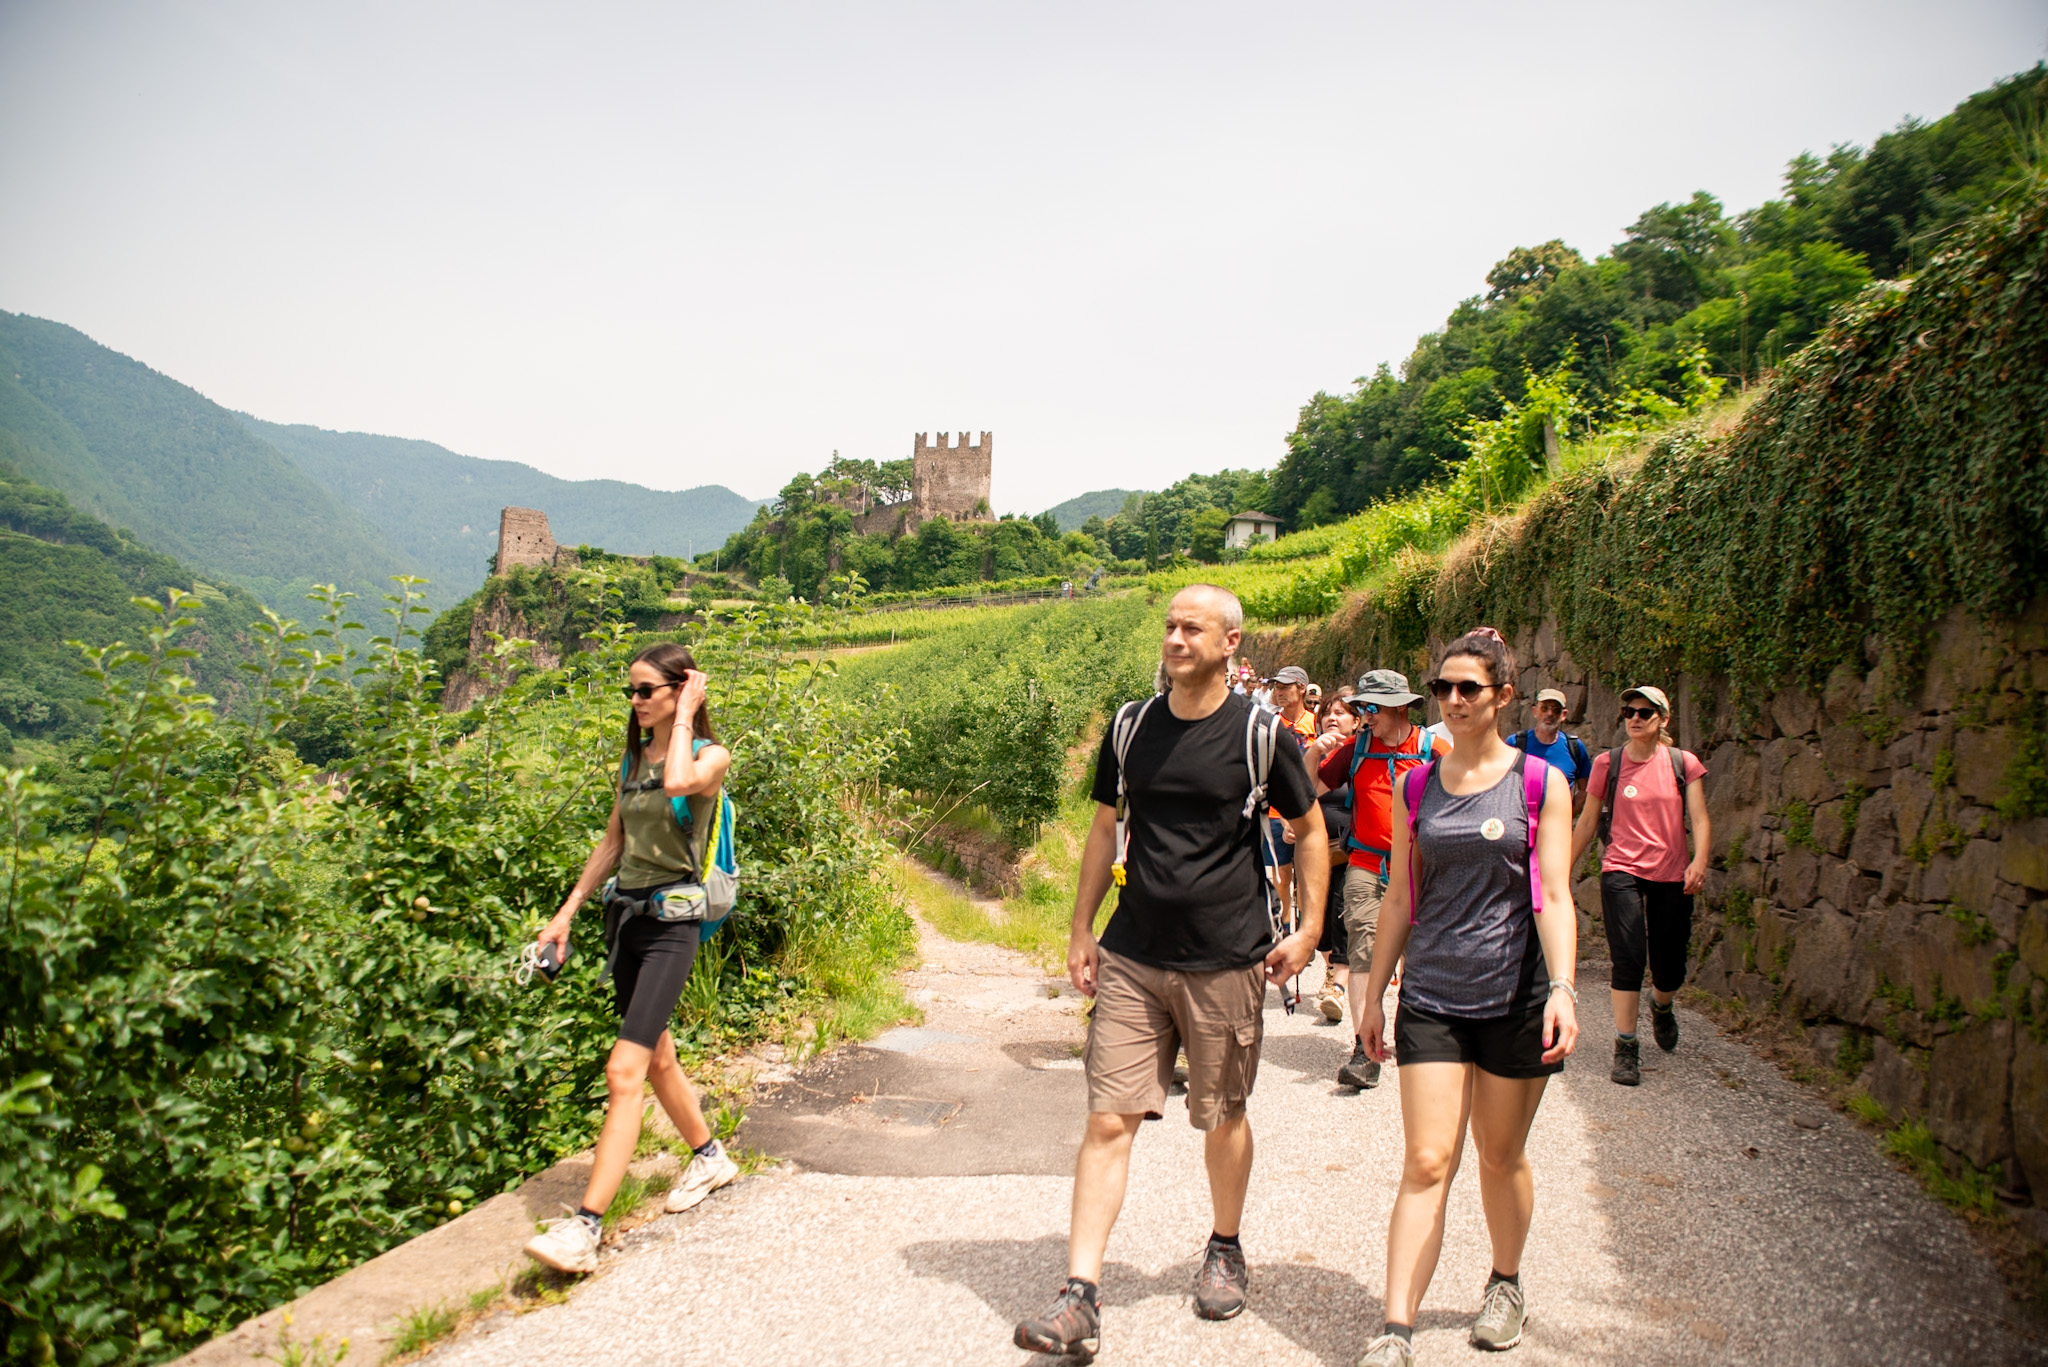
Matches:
[495,506,578,572]
[910,431,993,526]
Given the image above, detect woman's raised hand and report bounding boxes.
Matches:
[676,669,708,725]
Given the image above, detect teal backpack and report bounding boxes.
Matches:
[615,740,740,935]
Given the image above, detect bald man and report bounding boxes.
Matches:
[1014,584,1324,1358]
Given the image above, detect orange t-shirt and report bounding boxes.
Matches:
[1317,725,1451,873]
[1268,709,1318,820]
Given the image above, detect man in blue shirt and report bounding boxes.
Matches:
[1508,688,1591,815]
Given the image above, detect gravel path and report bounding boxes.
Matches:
[428,910,2043,1366]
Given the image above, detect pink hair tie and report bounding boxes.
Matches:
[1470,625,1505,643]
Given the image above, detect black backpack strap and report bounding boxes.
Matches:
[1568,734,1591,785]
[1598,745,1624,844]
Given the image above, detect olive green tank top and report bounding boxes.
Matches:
[616,757,714,891]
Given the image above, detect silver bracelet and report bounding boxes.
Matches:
[1549,979,1579,1002]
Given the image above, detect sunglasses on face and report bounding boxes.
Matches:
[621,682,683,701]
[1621,705,1662,721]
[1427,678,1498,701]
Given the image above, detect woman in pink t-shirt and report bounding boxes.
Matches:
[1567,685,1710,1087]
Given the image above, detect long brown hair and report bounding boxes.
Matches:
[624,642,717,773]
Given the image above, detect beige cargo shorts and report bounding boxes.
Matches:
[1085,949,1266,1130]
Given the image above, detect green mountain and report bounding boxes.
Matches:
[242,419,769,602]
[0,460,271,755]
[1041,488,1146,532]
[0,312,409,606]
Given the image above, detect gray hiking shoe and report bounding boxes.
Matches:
[1358,1332,1415,1366]
[1652,1001,1679,1052]
[1472,1277,1527,1350]
[1015,1279,1101,1360]
[1193,1236,1249,1320]
[1338,1040,1382,1090]
[1611,1036,1641,1086]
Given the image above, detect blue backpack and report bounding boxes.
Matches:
[1346,726,1436,874]
[615,741,740,935]
[1508,729,1590,788]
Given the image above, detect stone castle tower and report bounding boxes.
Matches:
[496,506,573,571]
[911,431,993,524]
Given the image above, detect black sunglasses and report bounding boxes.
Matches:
[621,681,683,701]
[1427,678,1499,701]
[1621,705,1662,721]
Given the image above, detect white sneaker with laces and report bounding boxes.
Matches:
[523,1215,599,1274]
[665,1138,740,1212]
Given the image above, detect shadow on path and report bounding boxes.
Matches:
[902,1232,1469,1367]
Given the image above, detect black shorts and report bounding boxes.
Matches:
[1394,997,1562,1079]
[610,910,701,1049]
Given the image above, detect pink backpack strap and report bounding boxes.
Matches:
[1402,760,1435,925]
[1522,754,1548,914]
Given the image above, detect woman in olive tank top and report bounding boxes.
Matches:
[522,643,741,1276]
[1353,629,1579,1367]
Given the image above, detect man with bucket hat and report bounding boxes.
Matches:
[1310,668,1451,1090]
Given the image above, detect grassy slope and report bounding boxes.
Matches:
[0,465,272,732]
[245,418,769,602]
[0,313,409,606]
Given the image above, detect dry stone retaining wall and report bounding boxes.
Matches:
[1265,596,2048,1207]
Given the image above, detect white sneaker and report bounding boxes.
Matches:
[664,1139,740,1213]
[523,1216,599,1274]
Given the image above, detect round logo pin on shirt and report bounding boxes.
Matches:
[1480,817,1505,841]
[1623,784,1639,799]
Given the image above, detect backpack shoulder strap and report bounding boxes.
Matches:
[1507,730,1527,752]
[1109,697,1158,887]
[1568,734,1590,781]
[1522,753,1547,914]
[1669,745,1694,830]
[1400,759,1435,925]
[1598,745,1624,844]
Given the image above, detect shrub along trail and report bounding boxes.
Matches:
[424,890,2035,1367]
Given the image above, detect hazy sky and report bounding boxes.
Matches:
[2,3,2042,511]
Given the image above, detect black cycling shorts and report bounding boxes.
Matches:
[1394,997,1562,1079]
[1317,863,1349,965]
[610,909,701,1049]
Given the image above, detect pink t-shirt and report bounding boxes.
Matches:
[1587,746,1707,882]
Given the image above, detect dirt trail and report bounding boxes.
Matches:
[426,900,2043,1366]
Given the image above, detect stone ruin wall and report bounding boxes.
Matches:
[910,431,993,526]
[496,506,581,572]
[1257,598,2048,1215]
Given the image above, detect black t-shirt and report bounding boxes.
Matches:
[1091,691,1318,972]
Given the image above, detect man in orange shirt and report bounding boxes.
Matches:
[1312,669,1450,1090]
[1262,666,1319,947]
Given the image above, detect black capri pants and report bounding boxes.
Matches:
[1317,862,1349,966]
[610,911,702,1049]
[1601,872,1692,994]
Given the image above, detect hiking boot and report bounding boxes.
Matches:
[1651,1001,1679,1053]
[1317,980,1347,1022]
[1611,1036,1641,1086]
[1014,1279,1100,1360]
[523,1215,599,1274]
[1193,1236,1249,1320]
[1358,1332,1415,1366]
[665,1138,740,1212]
[1338,1040,1381,1090]
[1472,1277,1527,1350]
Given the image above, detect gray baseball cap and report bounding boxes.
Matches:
[1267,665,1310,686]
[1353,668,1422,707]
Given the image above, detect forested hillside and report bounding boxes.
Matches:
[1042,487,1144,532]
[245,419,768,600]
[1266,63,2047,530]
[0,461,269,756]
[0,314,409,605]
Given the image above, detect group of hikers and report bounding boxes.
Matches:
[519,585,1712,1365]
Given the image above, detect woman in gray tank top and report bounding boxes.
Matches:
[1352,629,1580,1367]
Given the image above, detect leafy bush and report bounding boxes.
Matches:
[1,583,905,1365]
